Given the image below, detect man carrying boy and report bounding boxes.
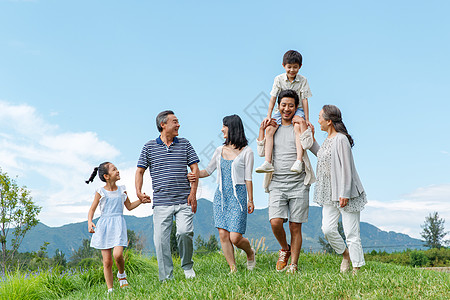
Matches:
[256,50,312,174]
[257,90,315,274]
[135,110,200,282]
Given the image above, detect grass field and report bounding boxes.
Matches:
[1,251,449,299]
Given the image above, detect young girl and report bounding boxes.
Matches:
[86,162,142,293]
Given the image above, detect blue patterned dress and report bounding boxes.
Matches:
[213,157,248,234]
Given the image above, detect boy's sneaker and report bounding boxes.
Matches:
[255,161,274,173]
[340,258,350,273]
[290,160,303,173]
[246,248,256,271]
[276,247,291,272]
[286,264,298,274]
[184,268,196,279]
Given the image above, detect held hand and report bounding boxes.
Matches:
[188,194,197,213]
[137,191,152,204]
[268,118,277,128]
[306,120,313,129]
[262,117,272,127]
[187,172,196,183]
[247,201,255,214]
[260,118,277,130]
[88,221,96,233]
[309,122,315,136]
[339,197,349,208]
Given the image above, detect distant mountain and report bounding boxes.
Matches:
[15,199,424,257]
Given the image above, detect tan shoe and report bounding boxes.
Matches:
[276,247,291,272]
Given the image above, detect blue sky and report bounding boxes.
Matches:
[0,0,449,239]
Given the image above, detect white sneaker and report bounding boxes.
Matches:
[255,161,274,173]
[184,268,196,279]
[290,160,303,173]
[246,248,256,271]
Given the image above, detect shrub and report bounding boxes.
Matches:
[424,247,450,267]
[410,250,428,267]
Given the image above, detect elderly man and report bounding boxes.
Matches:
[256,89,315,274]
[135,110,199,281]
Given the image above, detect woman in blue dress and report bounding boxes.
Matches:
[191,115,256,273]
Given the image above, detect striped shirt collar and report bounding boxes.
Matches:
[156,136,179,145]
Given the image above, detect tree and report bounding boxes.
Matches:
[318,221,345,254]
[421,212,449,249]
[52,248,67,268]
[69,238,101,267]
[127,229,146,252]
[28,241,50,271]
[205,235,220,252]
[0,169,41,274]
[195,234,220,254]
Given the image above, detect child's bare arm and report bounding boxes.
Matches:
[263,96,277,125]
[267,96,277,118]
[124,192,142,211]
[88,192,101,233]
[302,98,312,126]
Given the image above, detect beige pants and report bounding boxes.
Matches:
[321,204,365,267]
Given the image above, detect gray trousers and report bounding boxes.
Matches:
[153,203,194,281]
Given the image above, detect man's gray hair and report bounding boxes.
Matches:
[156,110,175,132]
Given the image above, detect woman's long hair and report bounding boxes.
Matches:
[322,105,354,147]
[223,114,248,150]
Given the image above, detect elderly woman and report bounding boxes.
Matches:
[189,114,255,273]
[310,105,367,274]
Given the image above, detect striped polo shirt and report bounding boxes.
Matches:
[137,136,199,207]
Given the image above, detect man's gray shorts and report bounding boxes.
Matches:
[268,178,310,223]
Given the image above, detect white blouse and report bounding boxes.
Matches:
[205,145,254,204]
[311,134,367,212]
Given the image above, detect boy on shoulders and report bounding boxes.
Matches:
[256,50,312,174]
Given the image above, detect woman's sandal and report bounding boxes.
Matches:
[119,277,129,288]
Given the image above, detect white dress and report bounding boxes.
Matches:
[90,185,128,249]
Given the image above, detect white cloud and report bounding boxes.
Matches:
[0,100,123,226]
[362,183,450,239]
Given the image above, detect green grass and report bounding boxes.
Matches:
[1,251,449,299]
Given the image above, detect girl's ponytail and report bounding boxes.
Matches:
[85,162,111,184]
[322,105,354,147]
[85,167,99,184]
